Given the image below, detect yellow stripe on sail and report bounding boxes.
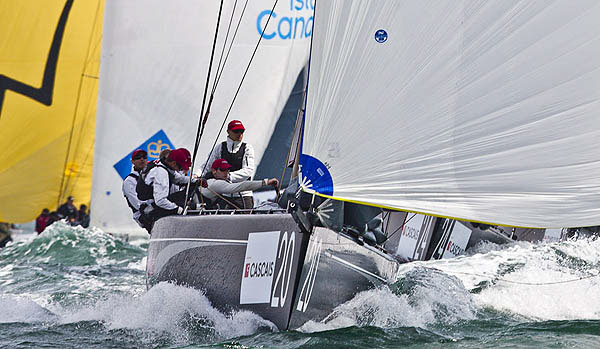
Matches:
[0,0,104,223]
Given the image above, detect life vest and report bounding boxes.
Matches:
[125,173,139,213]
[136,161,174,201]
[221,141,246,172]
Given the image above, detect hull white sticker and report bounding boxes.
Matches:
[397,214,425,260]
[240,231,280,304]
[442,222,472,259]
[543,228,562,242]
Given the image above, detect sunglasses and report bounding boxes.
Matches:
[231,129,244,134]
[133,155,147,160]
[215,167,231,171]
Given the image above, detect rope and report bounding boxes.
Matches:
[212,0,250,93]
[441,269,599,286]
[382,212,417,243]
[204,187,241,210]
[184,0,225,214]
[197,0,279,179]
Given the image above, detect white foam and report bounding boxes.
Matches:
[427,238,600,321]
[0,296,55,323]
[301,268,477,333]
[57,282,275,339]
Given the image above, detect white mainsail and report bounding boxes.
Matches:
[301,0,600,228]
[92,0,311,232]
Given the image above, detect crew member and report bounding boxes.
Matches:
[57,196,78,222]
[35,208,50,234]
[145,148,194,222]
[198,120,256,208]
[199,158,278,209]
[122,149,152,231]
[77,204,90,228]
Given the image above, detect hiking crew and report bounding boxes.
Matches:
[199,158,278,209]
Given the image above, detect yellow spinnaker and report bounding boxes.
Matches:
[0,0,104,223]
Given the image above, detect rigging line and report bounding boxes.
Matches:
[191,0,225,166]
[57,0,103,207]
[198,0,279,179]
[383,212,418,243]
[443,270,599,286]
[213,0,250,92]
[211,0,239,94]
[184,0,226,213]
[278,93,306,195]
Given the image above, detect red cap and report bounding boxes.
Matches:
[227,120,245,131]
[131,149,147,160]
[211,158,232,170]
[168,148,192,172]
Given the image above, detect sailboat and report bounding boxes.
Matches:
[0,0,104,223]
[147,0,600,330]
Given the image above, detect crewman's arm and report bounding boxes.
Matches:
[204,179,265,195]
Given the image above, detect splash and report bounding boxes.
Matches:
[0,221,145,267]
[302,238,600,332]
[60,282,275,340]
[0,296,56,323]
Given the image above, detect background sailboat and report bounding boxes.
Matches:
[91,0,312,233]
[0,0,104,223]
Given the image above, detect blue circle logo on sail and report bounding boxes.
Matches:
[374,29,388,43]
[298,154,333,196]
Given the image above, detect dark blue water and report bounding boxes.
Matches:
[2,221,599,348]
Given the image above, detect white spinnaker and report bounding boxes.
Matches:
[302,0,600,228]
[92,0,311,233]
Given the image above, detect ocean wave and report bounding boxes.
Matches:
[0,221,146,267]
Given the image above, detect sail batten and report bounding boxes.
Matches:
[300,0,600,228]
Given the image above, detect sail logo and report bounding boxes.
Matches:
[113,129,175,180]
[446,240,465,256]
[402,224,420,240]
[244,261,274,278]
[257,0,314,40]
[441,222,472,259]
[374,29,388,43]
[298,154,334,196]
[0,0,73,115]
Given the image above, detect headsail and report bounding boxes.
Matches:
[91,1,311,232]
[0,0,104,223]
[300,0,600,228]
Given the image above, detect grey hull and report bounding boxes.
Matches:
[147,214,398,330]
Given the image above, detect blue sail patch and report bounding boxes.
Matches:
[113,130,175,180]
[298,154,333,196]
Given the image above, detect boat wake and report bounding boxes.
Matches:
[302,238,600,333]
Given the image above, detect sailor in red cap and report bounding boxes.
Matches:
[198,158,278,209]
[197,119,256,208]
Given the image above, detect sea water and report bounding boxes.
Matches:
[1,221,600,348]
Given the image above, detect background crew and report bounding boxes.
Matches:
[57,196,78,222]
[198,120,255,208]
